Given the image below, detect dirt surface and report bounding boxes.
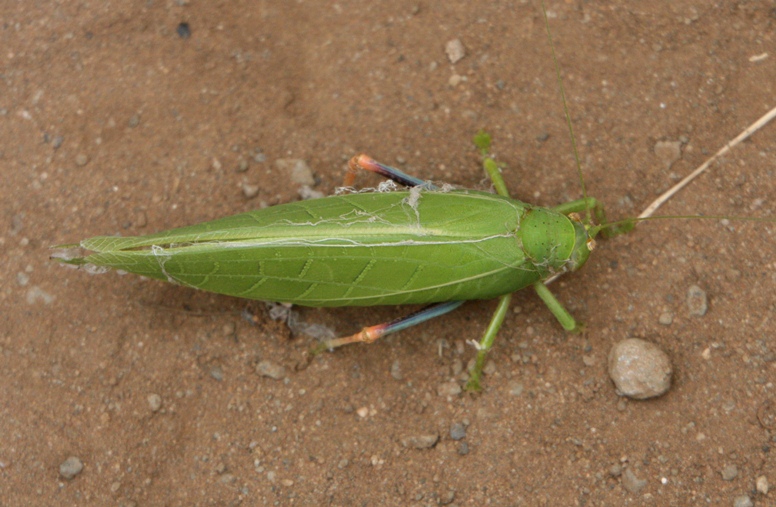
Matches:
[3,1,776,505]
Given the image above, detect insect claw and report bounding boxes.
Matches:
[569,321,587,334]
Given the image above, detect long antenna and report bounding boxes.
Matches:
[540,0,590,224]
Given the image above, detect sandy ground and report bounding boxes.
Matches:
[3,1,776,505]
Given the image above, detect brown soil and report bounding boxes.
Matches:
[3,1,775,505]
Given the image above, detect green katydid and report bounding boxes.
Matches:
[53,143,623,391]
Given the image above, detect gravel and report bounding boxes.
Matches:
[275,159,315,186]
[256,360,286,380]
[437,381,462,397]
[721,464,738,481]
[687,284,708,316]
[733,495,753,507]
[401,433,439,449]
[621,468,647,494]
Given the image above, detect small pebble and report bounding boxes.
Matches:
[440,490,456,505]
[449,422,466,441]
[608,338,672,399]
[59,456,84,480]
[445,39,466,64]
[733,495,753,507]
[256,360,286,380]
[210,366,224,381]
[508,381,524,397]
[390,360,403,380]
[658,312,673,325]
[176,22,191,39]
[609,463,623,477]
[448,74,463,87]
[401,433,439,449]
[298,185,324,200]
[756,475,769,494]
[457,442,469,455]
[16,272,29,287]
[686,284,708,316]
[721,464,738,481]
[241,182,260,199]
[75,153,89,166]
[437,381,462,397]
[236,159,249,172]
[275,159,315,186]
[147,393,162,412]
[622,468,647,494]
[52,135,64,149]
[654,140,682,169]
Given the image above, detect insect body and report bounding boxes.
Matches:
[60,189,591,307]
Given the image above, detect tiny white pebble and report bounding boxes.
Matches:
[445,39,466,64]
[756,475,769,495]
[147,393,162,412]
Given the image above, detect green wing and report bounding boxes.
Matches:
[56,190,552,306]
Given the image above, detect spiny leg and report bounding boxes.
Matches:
[310,301,465,356]
[464,154,513,391]
[345,154,437,189]
[464,294,512,392]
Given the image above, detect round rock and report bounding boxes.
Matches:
[59,456,84,479]
[733,495,753,507]
[449,422,466,441]
[608,338,672,399]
